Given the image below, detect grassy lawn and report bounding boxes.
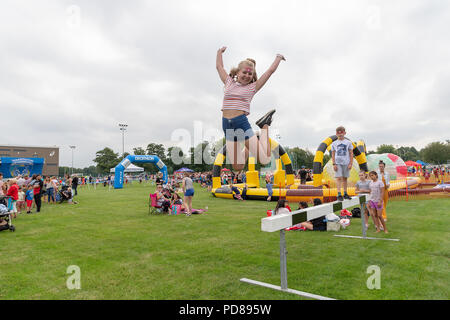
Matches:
[0,182,449,300]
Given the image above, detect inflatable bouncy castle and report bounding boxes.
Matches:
[211,136,421,203]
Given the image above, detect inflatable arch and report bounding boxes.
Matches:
[212,138,294,195]
[313,136,368,187]
[114,154,168,189]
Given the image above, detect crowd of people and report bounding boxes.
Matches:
[0,173,80,218]
[151,172,196,216]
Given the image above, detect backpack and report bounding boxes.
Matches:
[351,207,361,218]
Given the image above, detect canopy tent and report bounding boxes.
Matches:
[416,160,429,167]
[405,160,421,167]
[175,167,194,173]
[110,163,144,173]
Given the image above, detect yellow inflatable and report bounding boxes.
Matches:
[211,137,420,203]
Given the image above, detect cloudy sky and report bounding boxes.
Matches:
[1,0,449,167]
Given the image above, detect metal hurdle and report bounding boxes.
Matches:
[240,195,374,300]
[333,197,400,242]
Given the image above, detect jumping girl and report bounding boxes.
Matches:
[216,46,285,171]
[368,171,388,233]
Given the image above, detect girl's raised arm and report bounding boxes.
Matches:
[216,46,228,84]
[255,54,285,92]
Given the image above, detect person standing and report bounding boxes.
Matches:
[6,179,19,218]
[45,177,54,204]
[299,166,307,184]
[0,173,4,196]
[182,172,194,217]
[265,172,273,201]
[355,171,375,229]
[33,174,44,213]
[331,126,353,201]
[377,161,390,221]
[368,171,388,233]
[25,185,34,214]
[17,175,26,188]
[72,174,79,196]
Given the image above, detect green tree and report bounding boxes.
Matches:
[93,147,120,174]
[420,141,450,164]
[166,146,187,173]
[188,141,213,172]
[396,146,420,161]
[146,143,166,161]
[133,147,146,155]
[286,147,315,169]
[376,144,397,154]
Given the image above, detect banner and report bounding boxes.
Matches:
[0,157,45,178]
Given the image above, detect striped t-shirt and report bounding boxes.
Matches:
[221,75,257,115]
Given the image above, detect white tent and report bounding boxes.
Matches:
[110,163,144,173]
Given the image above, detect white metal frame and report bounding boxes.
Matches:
[240,195,398,300]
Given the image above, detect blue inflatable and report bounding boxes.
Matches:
[113,155,168,189]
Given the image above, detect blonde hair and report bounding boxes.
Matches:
[229,58,258,83]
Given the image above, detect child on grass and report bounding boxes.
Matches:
[17,186,26,214]
[25,185,34,214]
[368,171,388,233]
[169,193,183,215]
[6,179,19,218]
[354,171,376,229]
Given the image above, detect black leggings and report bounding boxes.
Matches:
[34,194,42,212]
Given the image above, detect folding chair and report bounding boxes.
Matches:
[148,193,163,214]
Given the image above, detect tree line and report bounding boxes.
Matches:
[86,140,450,175]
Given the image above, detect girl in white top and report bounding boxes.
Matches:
[368,171,388,233]
[355,171,376,229]
[216,46,285,171]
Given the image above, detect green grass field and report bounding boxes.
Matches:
[0,182,449,300]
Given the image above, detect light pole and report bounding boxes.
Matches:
[69,145,76,175]
[119,123,128,159]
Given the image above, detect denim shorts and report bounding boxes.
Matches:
[222,114,255,141]
[184,188,195,197]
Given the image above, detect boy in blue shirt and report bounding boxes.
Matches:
[25,185,34,214]
[331,126,353,201]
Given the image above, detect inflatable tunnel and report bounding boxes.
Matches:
[114,154,168,189]
[211,138,295,199]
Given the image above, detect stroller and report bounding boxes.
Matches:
[0,195,16,232]
[58,185,73,203]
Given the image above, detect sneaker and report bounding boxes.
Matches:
[343,194,351,200]
[337,195,343,201]
[255,109,276,128]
